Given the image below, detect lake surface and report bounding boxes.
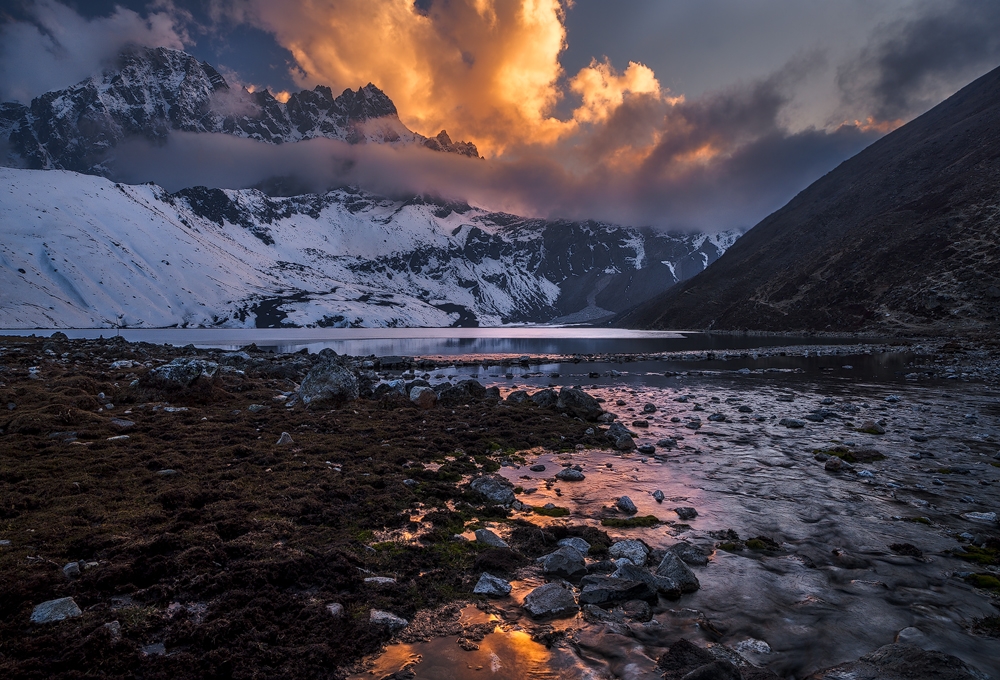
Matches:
[1,327,861,357]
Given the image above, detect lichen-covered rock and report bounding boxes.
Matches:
[148,358,218,387]
[609,539,648,566]
[299,361,359,405]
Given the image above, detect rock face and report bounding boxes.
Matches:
[469,475,515,506]
[620,63,1000,336]
[806,643,985,680]
[522,582,579,619]
[299,361,359,405]
[30,597,82,624]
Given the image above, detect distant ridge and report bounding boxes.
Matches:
[617,64,1000,336]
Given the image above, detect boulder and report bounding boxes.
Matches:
[409,386,438,409]
[522,582,579,619]
[474,528,509,548]
[470,475,515,506]
[505,390,530,404]
[612,560,681,598]
[674,507,698,520]
[529,389,558,408]
[671,541,709,566]
[148,358,219,387]
[437,379,487,406]
[579,575,656,605]
[616,496,639,515]
[557,537,591,555]
[541,546,587,577]
[299,361,359,405]
[807,643,984,680]
[473,572,512,597]
[608,539,648,566]
[370,609,408,631]
[555,468,585,481]
[30,597,82,624]
[655,550,700,593]
[556,387,604,421]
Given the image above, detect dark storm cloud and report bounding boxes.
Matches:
[838,0,1000,122]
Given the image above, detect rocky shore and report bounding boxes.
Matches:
[0,334,996,678]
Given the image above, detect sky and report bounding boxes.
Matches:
[1,0,1000,230]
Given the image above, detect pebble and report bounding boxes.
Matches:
[62,562,81,579]
[529,464,546,472]
[156,469,178,476]
[326,603,344,618]
[370,609,408,630]
[637,444,656,454]
[674,507,698,520]
[642,403,657,413]
[961,512,998,523]
[276,432,294,445]
[364,576,397,586]
[470,475,516,505]
[141,643,167,657]
[652,490,665,503]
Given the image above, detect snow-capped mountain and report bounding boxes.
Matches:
[0,167,740,329]
[0,46,478,175]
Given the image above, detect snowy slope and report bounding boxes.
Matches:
[0,167,741,329]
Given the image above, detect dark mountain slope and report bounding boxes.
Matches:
[618,64,1000,335]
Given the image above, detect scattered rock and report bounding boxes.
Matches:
[529,464,546,472]
[671,542,709,566]
[579,575,656,605]
[655,550,700,593]
[141,643,166,657]
[556,387,604,420]
[779,418,805,428]
[859,420,886,435]
[674,507,698,520]
[470,475,516,506]
[276,432,294,445]
[825,458,843,472]
[103,620,122,641]
[474,528,509,548]
[30,597,82,624]
[370,609,408,631]
[364,576,397,586]
[643,403,657,414]
[529,389,558,408]
[557,537,591,554]
[738,405,753,413]
[961,511,997,524]
[735,638,772,656]
[541,546,587,577]
[437,379,487,406]
[326,603,344,618]
[62,562,81,579]
[555,468,585,482]
[505,390,529,404]
[110,418,134,429]
[608,539,648,566]
[638,444,656,454]
[148,358,219,387]
[409,386,438,409]
[299,361,359,405]
[616,496,639,515]
[652,490,665,503]
[522,582,579,619]
[473,572,512,597]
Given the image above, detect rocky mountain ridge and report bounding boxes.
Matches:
[0,46,479,176]
[0,166,740,329]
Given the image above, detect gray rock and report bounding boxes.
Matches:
[652,490,665,503]
[674,506,698,520]
[657,438,677,448]
[529,389,558,408]
[809,643,983,680]
[557,537,591,555]
[370,609,408,630]
[148,358,219,387]
[326,602,344,618]
[409,386,438,409]
[738,405,753,413]
[276,432,294,445]
[437,379,487,406]
[141,643,166,656]
[529,464,546,472]
[473,572,512,597]
[30,597,82,624]
[612,560,681,598]
[655,550,700,593]
[859,420,886,435]
[103,620,122,641]
[825,457,843,472]
[156,469,178,476]
[364,576,397,586]
[615,435,637,451]
[555,468,585,481]
[608,539,648,566]
[470,475,516,506]
[110,418,135,429]
[642,403,657,413]
[541,546,588,577]
[708,413,726,422]
[474,528,509,548]
[505,390,530,404]
[779,418,805,428]
[671,541,709,566]
[299,361,359,405]
[522,582,579,619]
[556,387,604,421]
[62,562,81,579]
[579,575,656,604]
[616,496,639,515]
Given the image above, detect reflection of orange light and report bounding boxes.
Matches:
[847,116,904,134]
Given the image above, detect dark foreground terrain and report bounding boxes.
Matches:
[1,334,997,679]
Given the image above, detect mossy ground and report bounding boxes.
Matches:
[0,336,605,678]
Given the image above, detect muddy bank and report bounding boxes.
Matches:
[1,334,998,679]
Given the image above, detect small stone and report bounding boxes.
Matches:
[674,507,698,520]
[156,469,178,476]
[642,403,657,413]
[657,438,677,448]
[370,609,408,630]
[961,511,998,523]
[403,479,418,487]
[470,475,516,505]
[738,405,753,413]
[31,597,82,624]
[473,572,512,597]
[555,468,585,481]
[735,638,772,655]
[608,539,648,566]
[779,418,805,428]
[62,562,81,579]
[652,490,665,503]
[579,576,655,605]
[616,496,638,514]
[326,602,344,618]
[654,550,700,593]
[276,432,294,445]
[110,418,135,429]
[522,582,579,619]
[247,403,268,413]
[859,420,886,435]
[557,537,591,554]
[141,643,166,657]
[364,576,397,586]
[541,546,587,577]
[410,386,438,409]
[474,528,509,548]
[103,620,122,641]
[637,444,656,454]
[529,464,546,472]
[670,541,708,566]
[707,413,726,422]
[825,458,843,472]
